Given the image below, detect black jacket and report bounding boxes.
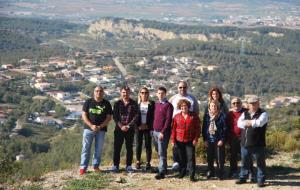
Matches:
[136,100,155,131]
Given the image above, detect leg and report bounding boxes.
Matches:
[144,130,152,165]
[93,131,106,168]
[230,136,240,175]
[216,144,225,179]
[253,147,266,184]
[135,130,143,164]
[113,129,124,167]
[125,129,135,167]
[239,146,250,180]
[186,141,196,178]
[176,141,187,177]
[207,142,215,176]
[80,129,94,170]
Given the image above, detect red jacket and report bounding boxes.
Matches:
[171,112,201,143]
[226,108,247,138]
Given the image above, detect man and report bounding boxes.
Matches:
[169,80,199,170]
[153,86,173,180]
[236,96,268,187]
[80,86,112,175]
[112,86,139,173]
[227,97,253,178]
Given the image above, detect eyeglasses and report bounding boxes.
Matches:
[179,86,187,89]
[140,91,148,94]
[232,102,241,105]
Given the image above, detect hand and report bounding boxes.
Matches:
[90,125,98,132]
[192,139,198,146]
[171,142,174,147]
[246,120,252,128]
[121,125,129,132]
[204,141,208,148]
[158,133,164,140]
[217,140,223,147]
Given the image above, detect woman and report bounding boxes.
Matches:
[171,99,200,182]
[135,87,155,170]
[202,100,227,180]
[207,87,229,114]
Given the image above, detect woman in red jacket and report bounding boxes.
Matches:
[171,99,201,182]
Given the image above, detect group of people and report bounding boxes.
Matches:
[79,81,268,188]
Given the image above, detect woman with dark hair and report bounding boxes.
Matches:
[171,99,200,182]
[135,87,155,170]
[202,100,227,180]
[207,87,228,114]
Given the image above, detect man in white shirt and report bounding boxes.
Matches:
[169,80,199,170]
[236,96,268,188]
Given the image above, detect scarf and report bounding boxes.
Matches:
[208,111,219,135]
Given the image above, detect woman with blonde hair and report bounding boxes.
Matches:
[202,100,227,180]
[135,87,155,170]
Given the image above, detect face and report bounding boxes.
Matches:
[94,87,104,100]
[156,90,166,101]
[209,102,218,113]
[211,90,220,101]
[248,101,259,113]
[231,100,242,111]
[140,89,149,101]
[178,82,187,96]
[180,103,189,114]
[121,89,130,100]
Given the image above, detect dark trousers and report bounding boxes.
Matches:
[229,136,254,176]
[207,141,225,176]
[173,144,180,163]
[240,146,266,182]
[177,141,196,177]
[113,128,135,167]
[135,129,152,164]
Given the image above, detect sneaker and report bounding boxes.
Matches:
[206,171,215,179]
[178,170,186,178]
[93,167,101,172]
[155,172,165,180]
[135,162,141,169]
[111,165,119,173]
[171,162,180,171]
[79,169,86,175]
[146,163,152,171]
[126,165,134,173]
[236,178,247,184]
[190,176,196,182]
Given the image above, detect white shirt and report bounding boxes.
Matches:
[238,111,268,129]
[140,102,149,124]
[169,93,199,118]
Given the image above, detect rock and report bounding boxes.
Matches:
[115,177,127,183]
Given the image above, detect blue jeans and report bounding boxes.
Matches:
[80,129,106,169]
[240,146,266,182]
[152,130,170,173]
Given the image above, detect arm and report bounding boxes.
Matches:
[113,101,123,128]
[202,113,207,142]
[193,115,201,145]
[100,114,112,129]
[171,118,177,144]
[251,112,268,128]
[161,103,173,134]
[193,96,200,115]
[237,112,246,129]
[127,101,139,128]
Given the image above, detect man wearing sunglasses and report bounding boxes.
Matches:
[169,81,199,171]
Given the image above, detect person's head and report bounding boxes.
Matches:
[94,85,104,101]
[177,99,191,114]
[231,97,242,111]
[139,87,149,103]
[208,87,224,103]
[156,86,167,101]
[208,100,220,114]
[120,86,130,101]
[247,96,260,113]
[178,81,188,96]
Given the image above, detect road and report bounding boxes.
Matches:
[113,57,127,77]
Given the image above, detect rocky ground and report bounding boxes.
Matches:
[4,152,300,190]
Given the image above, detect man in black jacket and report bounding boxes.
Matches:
[236,96,268,188]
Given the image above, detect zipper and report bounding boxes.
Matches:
[245,127,248,146]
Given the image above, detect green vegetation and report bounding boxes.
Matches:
[64,173,111,190]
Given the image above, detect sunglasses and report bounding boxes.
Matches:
[179,86,187,89]
[232,102,241,105]
[140,91,148,94]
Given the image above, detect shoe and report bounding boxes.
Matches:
[146,163,152,171]
[111,165,119,173]
[79,169,86,175]
[190,176,196,182]
[250,178,256,183]
[236,178,247,184]
[171,162,180,171]
[178,171,186,179]
[155,172,165,180]
[135,162,141,169]
[257,181,264,188]
[206,171,215,179]
[126,165,134,173]
[93,167,101,172]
